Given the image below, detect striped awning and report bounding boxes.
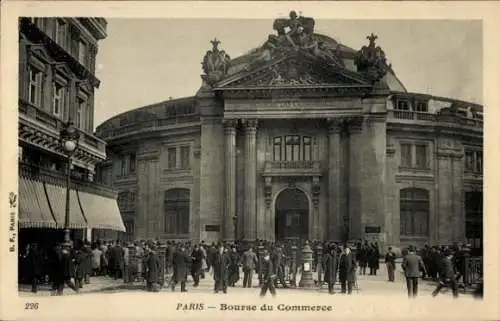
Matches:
[44,183,88,229]
[77,191,126,232]
[18,177,58,228]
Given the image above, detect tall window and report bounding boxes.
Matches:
[285,135,301,161]
[52,83,65,117]
[273,137,282,161]
[54,19,67,49]
[164,188,190,235]
[78,41,88,66]
[415,145,428,169]
[400,143,412,168]
[400,188,429,236]
[303,136,312,161]
[396,100,410,110]
[167,147,177,169]
[76,97,86,130]
[465,150,482,174]
[129,153,136,173]
[415,102,428,112]
[28,68,43,106]
[180,146,190,169]
[120,158,126,176]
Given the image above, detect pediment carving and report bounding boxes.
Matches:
[217,55,370,89]
[52,62,76,79]
[27,44,54,64]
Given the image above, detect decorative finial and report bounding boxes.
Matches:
[210,38,221,50]
[367,33,378,46]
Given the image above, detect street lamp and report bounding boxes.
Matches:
[60,121,80,247]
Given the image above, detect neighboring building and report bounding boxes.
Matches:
[18,17,125,247]
[96,13,483,251]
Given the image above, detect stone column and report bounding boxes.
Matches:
[347,117,364,240]
[327,118,343,241]
[223,120,237,241]
[243,119,258,241]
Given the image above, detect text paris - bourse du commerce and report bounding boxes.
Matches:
[177,303,333,312]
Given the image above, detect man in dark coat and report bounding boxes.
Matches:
[145,243,162,292]
[385,247,396,282]
[228,246,240,286]
[25,243,43,293]
[73,240,86,289]
[241,247,258,288]
[109,240,125,279]
[402,245,426,298]
[338,244,357,294]
[432,250,459,298]
[50,242,78,295]
[259,249,276,297]
[166,241,175,275]
[323,244,338,294]
[213,244,231,293]
[206,243,217,272]
[272,246,288,288]
[191,244,204,287]
[172,245,190,292]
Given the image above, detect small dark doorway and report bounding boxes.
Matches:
[275,188,309,242]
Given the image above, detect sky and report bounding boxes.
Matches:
[93,18,482,128]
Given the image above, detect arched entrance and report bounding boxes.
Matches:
[275,188,309,242]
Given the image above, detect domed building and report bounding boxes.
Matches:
[96,12,483,251]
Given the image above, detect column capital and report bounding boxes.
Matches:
[345,116,364,133]
[327,118,344,134]
[223,119,237,134]
[241,119,258,132]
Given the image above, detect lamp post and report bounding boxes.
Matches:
[60,121,80,248]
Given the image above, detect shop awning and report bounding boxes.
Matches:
[44,183,88,229]
[18,177,58,228]
[77,191,126,232]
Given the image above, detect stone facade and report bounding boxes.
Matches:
[96,13,483,250]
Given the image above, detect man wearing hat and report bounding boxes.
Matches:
[402,245,426,298]
[171,244,190,292]
[384,247,396,282]
[213,243,231,293]
[324,243,338,294]
[431,249,459,298]
[145,242,161,292]
[338,244,357,294]
[259,249,277,297]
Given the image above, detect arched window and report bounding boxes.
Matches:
[164,188,190,235]
[400,188,429,236]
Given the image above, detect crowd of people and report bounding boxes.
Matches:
[18,238,482,298]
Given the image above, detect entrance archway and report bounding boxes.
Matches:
[275,188,309,242]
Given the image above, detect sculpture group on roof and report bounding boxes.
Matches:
[354,33,390,83]
[201,38,231,85]
[201,12,390,87]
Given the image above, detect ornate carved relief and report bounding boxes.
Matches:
[312,176,320,209]
[264,176,272,209]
